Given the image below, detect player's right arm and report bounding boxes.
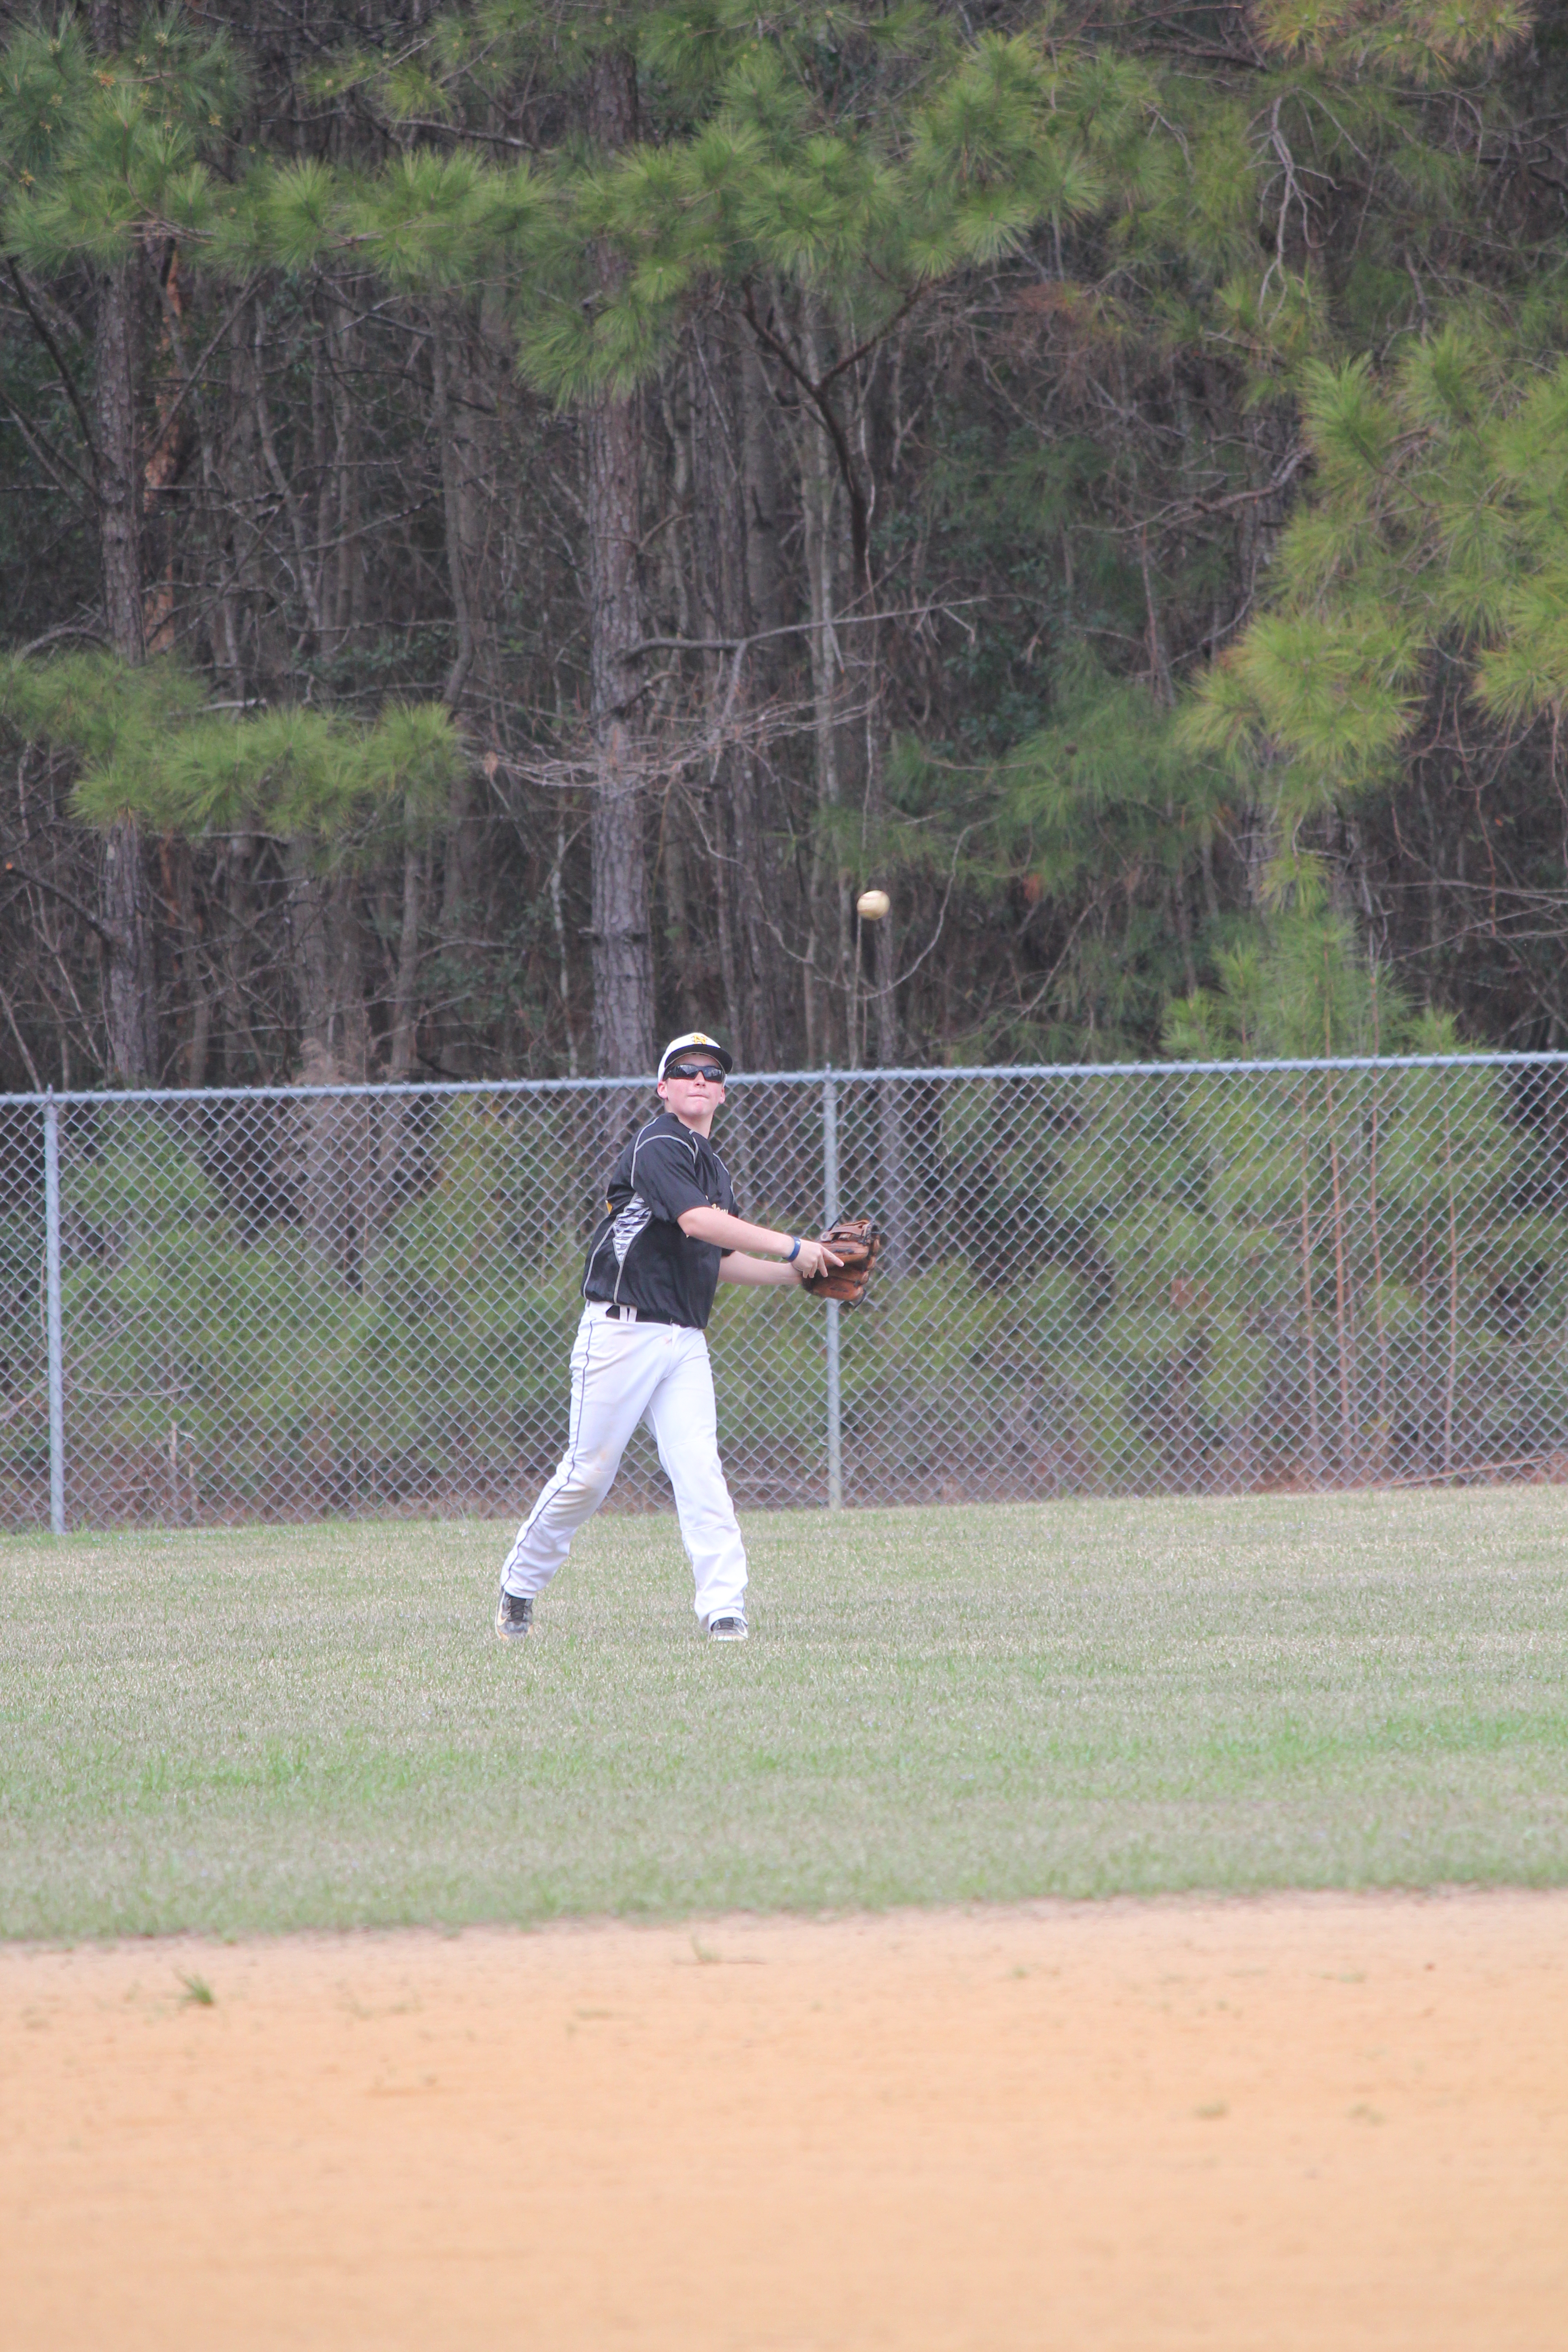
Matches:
[677,1205,841,1281]
[715,1252,805,1289]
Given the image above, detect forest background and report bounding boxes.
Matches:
[1,0,1565,1094]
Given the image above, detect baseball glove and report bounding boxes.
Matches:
[801,1217,881,1304]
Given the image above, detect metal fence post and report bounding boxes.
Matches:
[42,1093,65,1536]
[823,1065,843,1510]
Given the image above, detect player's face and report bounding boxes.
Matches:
[658,1063,727,1130]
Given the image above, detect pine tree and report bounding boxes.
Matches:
[0,0,1558,1087]
[2,8,241,1078]
[267,4,1139,1068]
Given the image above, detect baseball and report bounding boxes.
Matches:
[857,888,891,923]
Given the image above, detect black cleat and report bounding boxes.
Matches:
[495,1591,534,1642]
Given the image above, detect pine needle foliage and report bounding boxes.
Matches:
[0,655,464,862]
[1004,652,1224,901]
[506,23,1140,403]
[1164,911,1409,1062]
[1,11,244,270]
[1183,320,1568,854]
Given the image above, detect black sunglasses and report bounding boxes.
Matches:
[665,1062,726,1083]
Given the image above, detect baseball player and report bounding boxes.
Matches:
[494,1032,843,1643]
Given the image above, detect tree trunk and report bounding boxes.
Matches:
[101,814,158,1083]
[217,835,259,1082]
[315,294,361,657]
[861,683,899,1069]
[741,338,785,642]
[89,5,139,660]
[431,323,490,1071]
[210,301,258,697]
[799,308,851,1064]
[688,316,779,1070]
[288,845,370,1083]
[90,0,157,1086]
[288,843,375,1286]
[142,243,191,657]
[586,49,655,1077]
[387,833,422,1083]
[93,229,160,1083]
[95,263,143,666]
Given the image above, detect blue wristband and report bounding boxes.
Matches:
[786,1237,801,1263]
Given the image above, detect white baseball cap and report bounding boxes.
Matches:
[657,1031,734,1079]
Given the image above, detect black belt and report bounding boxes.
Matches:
[593,1301,680,1326]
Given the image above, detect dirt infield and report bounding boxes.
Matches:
[4,1893,1564,2351]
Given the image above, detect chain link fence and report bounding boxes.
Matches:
[5,1055,1568,1530]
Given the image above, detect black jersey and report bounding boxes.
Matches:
[581,1111,737,1330]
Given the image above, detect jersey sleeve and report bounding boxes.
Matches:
[631,1129,710,1224]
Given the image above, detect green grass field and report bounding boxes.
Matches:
[2,1488,1565,1940]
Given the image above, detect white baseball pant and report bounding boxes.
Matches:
[498,1302,748,1627]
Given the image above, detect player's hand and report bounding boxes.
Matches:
[793,1236,844,1282]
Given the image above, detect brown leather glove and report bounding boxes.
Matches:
[801,1217,881,1304]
